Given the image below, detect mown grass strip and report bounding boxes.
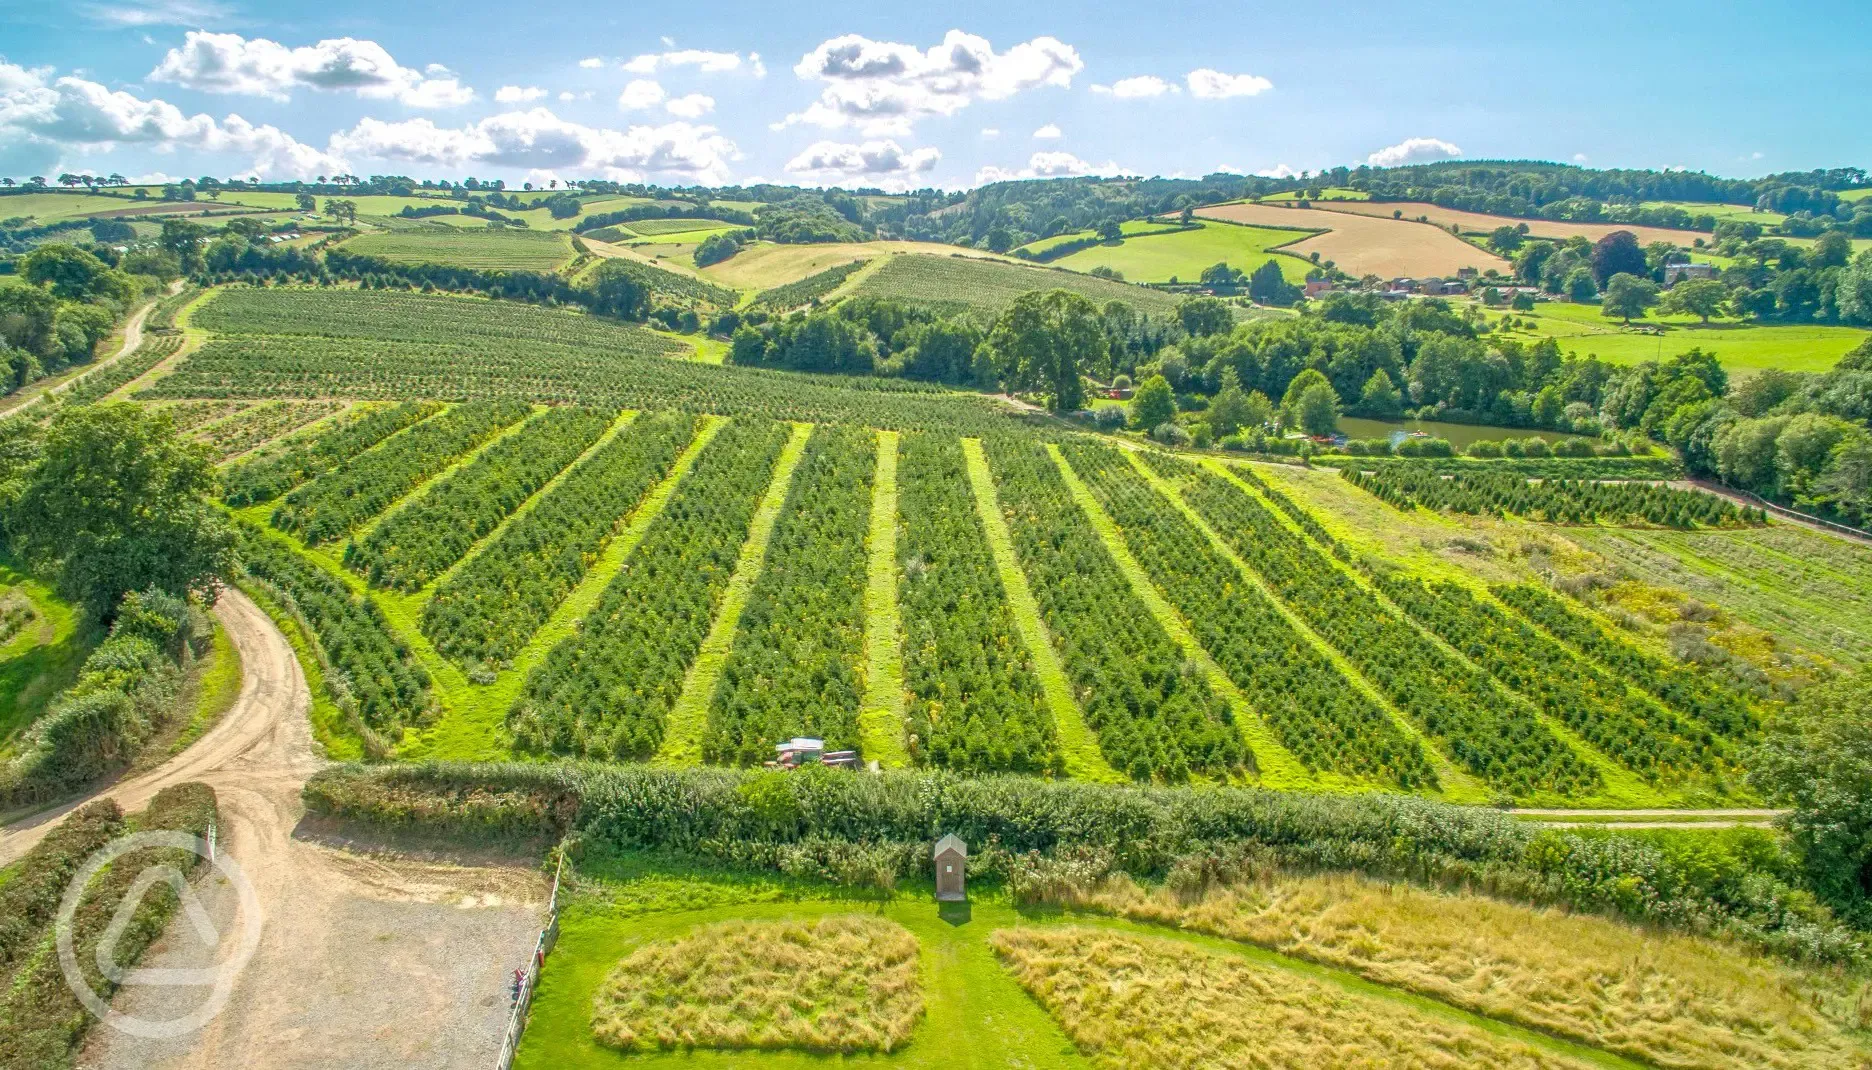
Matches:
[1047,445,1311,789]
[1127,449,1489,803]
[402,416,724,761]
[857,430,910,768]
[655,422,815,766]
[960,438,1123,784]
[1209,460,1665,807]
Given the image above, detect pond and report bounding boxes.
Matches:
[1337,416,1590,451]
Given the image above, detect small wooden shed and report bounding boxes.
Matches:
[933,834,967,901]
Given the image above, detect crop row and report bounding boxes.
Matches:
[158,400,248,432]
[1060,442,1436,788]
[1370,571,1723,782]
[150,288,1047,436]
[272,400,532,545]
[896,433,1058,774]
[985,439,1244,782]
[236,524,431,736]
[345,406,614,591]
[58,333,179,408]
[1490,583,1759,739]
[1343,466,1764,528]
[421,412,698,669]
[509,419,791,759]
[195,400,346,461]
[703,426,873,764]
[1147,452,1601,797]
[222,401,437,505]
[749,259,869,312]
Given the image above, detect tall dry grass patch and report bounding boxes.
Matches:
[1044,870,1872,1070]
[590,914,923,1054]
[991,926,1592,1069]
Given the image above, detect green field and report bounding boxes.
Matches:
[0,563,92,761]
[1013,220,1189,258]
[1486,298,1869,375]
[1638,201,1784,225]
[1262,187,1370,202]
[619,219,743,238]
[341,227,577,272]
[846,254,1183,316]
[1051,221,1315,284]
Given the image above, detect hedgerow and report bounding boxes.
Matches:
[984,439,1244,781]
[704,426,873,764]
[302,762,1867,965]
[0,783,218,1070]
[1343,464,1764,527]
[509,419,791,759]
[421,412,697,668]
[0,589,194,810]
[1147,452,1600,797]
[221,401,439,506]
[1061,442,1435,788]
[272,399,531,545]
[896,433,1058,773]
[345,405,613,590]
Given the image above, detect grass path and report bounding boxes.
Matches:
[520,876,1644,1070]
[1207,461,1666,808]
[857,430,910,768]
[1046,445,1313,790]
[403,416,723,761]
[655,422,815,766]
[344,403,544,548]
[1125,450,1488,803]
[960,439,1122,784]
[105,286,215,401]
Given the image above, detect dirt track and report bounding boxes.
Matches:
[1,590,545,1069]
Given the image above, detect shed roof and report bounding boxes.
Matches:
[933,834,966,859]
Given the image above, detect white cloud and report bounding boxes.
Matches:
[1032,123,1061,140]
[621,49,752,75]
[974,150,1119,185]
[779,30,1083,135]
[1255,163,1303,178]
[980,127,999,138]
[1571,152,1589,163]
[1365,136,1462,167]
[0,62,341,177]
[1186,68,1272,100]
[578,57,604,69]
[1091,75,1177,99]
[329,107,739,183]
[495,85,547,104]
[558,90,592,102]
[784,138,940,180]
[81,0,231,27]
[523,168,562,188]
[618,79,665,110]
[664,93,714,119]
[149,31,473,107]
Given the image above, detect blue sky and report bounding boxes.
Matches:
[1,0,1867,190]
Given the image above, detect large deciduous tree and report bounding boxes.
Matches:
[1590,230,1647,286]
[987,289,1104,412]
[1660,277,1728,323]
[1748,665,1872,926]
[1601,272,1659,323]
[10,404,235,618]
[1128,374,1176,431]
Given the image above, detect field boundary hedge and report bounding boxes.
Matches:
[302,762,1865,965]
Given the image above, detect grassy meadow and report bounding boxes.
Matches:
[0,563,94,762]
[845,254,1183,316]
[341,227,577,272]
[1050,221,1315,283]
[1484,298,1869,375]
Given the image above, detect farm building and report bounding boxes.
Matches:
[1664,263,1719,286]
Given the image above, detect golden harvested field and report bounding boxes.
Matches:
[991,926,1594,1070]
[1197,201,1508,278]
[698,241,1020,290]
[1030,871,1872,1070]
[591,915,922,1054]
[1317,200,1711,247]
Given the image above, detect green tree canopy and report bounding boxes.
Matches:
[11,404,234,617]
[1295,381,1341,436]
[1601,272,1660,323]
[1659,277,1728,323]
[1176,296,1232,338]
[1207,366,1251,435]
[1748,665,1872,925]
[20,244,133,304]
[1356,368,1403,418]
[581,260,651,320]
[987,289,1104,412]
[1128,374,1176,431]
